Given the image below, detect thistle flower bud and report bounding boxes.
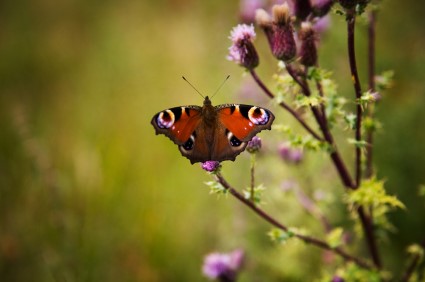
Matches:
[228,24,259,69]
[298,22,317,67]
[278,143,304,164]
[255,9,273,45]
[246,136,262,153]
[294,0,312,21]
[271,3,297,62]
[202,249,245,281]
[201,161,221,172]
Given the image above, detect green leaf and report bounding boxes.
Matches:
[345,178,405,236]
[326,227,344,248]
[347,138,368,149]
[344,113,357,130]
[346,178,405,210]
[204,181,228,195]
[268,228,295,244]
[243,184,265,205]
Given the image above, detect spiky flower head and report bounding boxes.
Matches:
[228,24,259,69]
[201,161,221,172]
[256,3,296,62]
[247,136,262,153]
[298,22,317,67]
[202,249,245,281]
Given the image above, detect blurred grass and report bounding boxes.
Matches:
[1,0,425,281]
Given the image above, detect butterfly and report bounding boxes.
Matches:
[151,95,275,164]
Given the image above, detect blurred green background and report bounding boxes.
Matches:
[1,0,424,281]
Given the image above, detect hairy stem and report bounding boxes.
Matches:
[249,69,323,141]
[347,11,382,269]
[214,172,373,270]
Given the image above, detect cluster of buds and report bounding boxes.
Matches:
[229,1,338,70]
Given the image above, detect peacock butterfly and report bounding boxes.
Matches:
[151,95,275,164]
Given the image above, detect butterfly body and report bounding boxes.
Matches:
[151,96,274,164]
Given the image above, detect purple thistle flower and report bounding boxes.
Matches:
[202,250,244,281]
[228,24,259,70]
[201,161,221,172]
[247,136,262,153]
[256,3,297,62]
[332,276,345,282]
[278,143,304,164]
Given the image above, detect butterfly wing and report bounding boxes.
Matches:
[210,104,275,162]
[216,104,275,141]
[151,106,202,145]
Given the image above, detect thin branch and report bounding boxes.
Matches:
[214,172,373,270]
[347,12,363,187]
[249,69,324,141]
[250,154,255,203]
[347,11,382,269]
[365,9,377,179]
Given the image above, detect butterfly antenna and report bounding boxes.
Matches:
[211,75,230,99]
[182,76,204,99]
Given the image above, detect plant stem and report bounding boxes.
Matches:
[365,9,377,179]
[347,12,363,187]
[250,153,255,203]
[215,172,373,270]
[249,69,323,141]
[347,11,382,269]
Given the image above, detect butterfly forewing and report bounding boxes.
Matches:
[151,106,202,144]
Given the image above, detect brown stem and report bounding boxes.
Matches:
[250,154,255,203]
[249,69,324,141]
[347,13,363,187]
[347,11,382,269]
[214,172,373,270]
[365,10,377,179]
